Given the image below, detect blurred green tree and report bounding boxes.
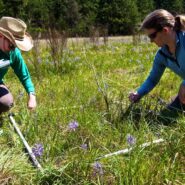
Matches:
[2,0,26,17]
[76,0,99,35]
[137,0,154,22]
[97,0,140,35]
[154,0,184,13]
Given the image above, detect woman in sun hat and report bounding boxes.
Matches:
[129,9,185,112]
[0,16,36,114]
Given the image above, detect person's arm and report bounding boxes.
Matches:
[129,51,166,103]
[10,49,36,110]
[137,52,166,96]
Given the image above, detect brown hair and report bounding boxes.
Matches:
[141,9,185,31]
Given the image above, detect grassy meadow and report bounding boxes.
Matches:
[0,36,185,185]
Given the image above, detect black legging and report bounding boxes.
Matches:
[167,95,185,111]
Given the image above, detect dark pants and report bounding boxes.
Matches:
[0,84,13,114]
[155,95,184,125]
[167,95,185,112]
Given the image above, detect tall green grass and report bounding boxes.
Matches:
[0,40,184,184]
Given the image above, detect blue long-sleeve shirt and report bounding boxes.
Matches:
[0,48,35,93]
[137,31,185,97]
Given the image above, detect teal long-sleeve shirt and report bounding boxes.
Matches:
[0,48,35,93]
[137,31,185,97]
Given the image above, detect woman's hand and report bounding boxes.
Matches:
[128,91,141,103]
[27,93,37,110]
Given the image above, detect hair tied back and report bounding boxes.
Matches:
[175,15,185,31]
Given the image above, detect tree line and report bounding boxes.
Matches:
[0,0,184,37]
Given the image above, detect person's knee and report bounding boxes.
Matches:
[178,94,185,104]
[0,95,14,113]
[0,100,14,113]
[178,84,185,104]
[0,85,14,113]
[178,93,185,104]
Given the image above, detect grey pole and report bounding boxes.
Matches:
[96,138,164,160]
[9,114,43,171]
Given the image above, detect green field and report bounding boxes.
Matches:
[0,39,185,185]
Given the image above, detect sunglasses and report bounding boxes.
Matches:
[148,30,159,40]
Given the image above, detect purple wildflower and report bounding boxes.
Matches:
[81,143,88,150]
[32,143,44,157]
[68,121,79,131]
[93,162,103,175]
[126,134,136,146]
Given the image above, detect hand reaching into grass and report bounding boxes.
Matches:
[28,93,37,110]
[129,92,141,103]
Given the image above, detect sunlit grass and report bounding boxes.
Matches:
[0,41,184,184]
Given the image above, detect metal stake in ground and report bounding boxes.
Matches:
[9,113,43,171]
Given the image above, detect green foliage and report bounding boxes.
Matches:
[0,147,36,184]
[1,0,185,36]
[24,0,50,28]
[76,0,99,35]
[2,0,25,17]
[45,0,80,31]
[154,0,184,13]
[97,0,140,35]
[0,0,5,15]
[137,0,154,22]
[1,39,185,184]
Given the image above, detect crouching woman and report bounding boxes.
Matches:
[0,17,36,114]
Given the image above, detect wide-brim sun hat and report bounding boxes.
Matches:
[0,17,33,51]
